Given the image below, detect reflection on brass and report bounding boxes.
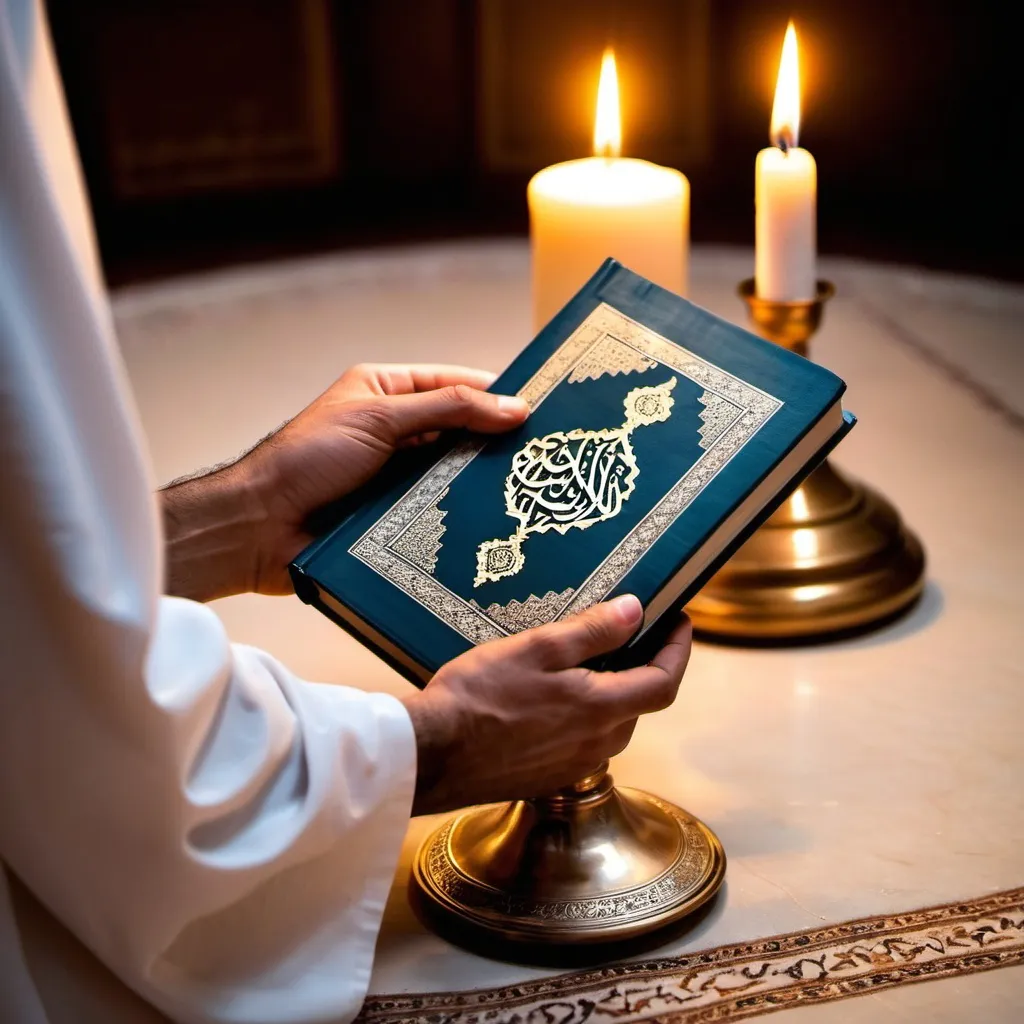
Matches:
[411,763,725,948]
[687,279,926,639]
[735,279,833,356]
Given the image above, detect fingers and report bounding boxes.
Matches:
[339,363,499,398]
[398,430,442,448]
[602,718,637,759]
[403,366,498,393]
[588,615,693,718]
[517,595,644,670]
[376,384,528,439]
[649,614,693,678]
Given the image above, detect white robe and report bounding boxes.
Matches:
[0,3,417,1022]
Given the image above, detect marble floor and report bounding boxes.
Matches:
[110,242,1024,1020]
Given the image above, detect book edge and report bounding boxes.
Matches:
[291,563,433,689]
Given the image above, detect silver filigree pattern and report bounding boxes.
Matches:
[349,539,505,644]
[349,303,784,644]
[468,588,576,633]
[567,334,657,383]
[698,389,742,450]
[387,487,449,574]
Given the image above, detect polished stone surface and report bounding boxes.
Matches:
[113,242,1024,1016]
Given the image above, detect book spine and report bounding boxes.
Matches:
[289,574,433,690]
[289,562,321,605]
[678,410,858,612]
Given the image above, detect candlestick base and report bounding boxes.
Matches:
[686,280,926,641]
[410,763,725,953]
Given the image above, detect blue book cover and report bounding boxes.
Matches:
[291,260,854,685]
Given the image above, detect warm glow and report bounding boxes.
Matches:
[792,527,818,561]
[770,21,801,150]
[593,48,622,158]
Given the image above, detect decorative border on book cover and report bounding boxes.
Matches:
[350,303,782,644]
[359,887,1024,1024]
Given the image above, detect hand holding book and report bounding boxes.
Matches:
[157,355,695,815]
[160,362,528,600]
[403,594,691,814]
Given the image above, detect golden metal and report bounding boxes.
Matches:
[735,279,833,356]
[686,279,926,639]
[411,762,725,948]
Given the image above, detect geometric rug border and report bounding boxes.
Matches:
[360,886,1024,1024]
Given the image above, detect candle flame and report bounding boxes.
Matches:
[593,48,622,158]
[770,21,801,151]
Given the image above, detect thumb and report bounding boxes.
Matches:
[377,385,528,439]
[519,594,644,670]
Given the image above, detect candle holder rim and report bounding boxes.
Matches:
[737,278,835,308]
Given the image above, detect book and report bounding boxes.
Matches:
[291,260,855,686]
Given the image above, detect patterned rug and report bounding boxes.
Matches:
[360,888,1024,1024]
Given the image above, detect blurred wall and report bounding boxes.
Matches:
[47,0,1019,284]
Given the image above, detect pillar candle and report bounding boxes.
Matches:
[528,50,689,330]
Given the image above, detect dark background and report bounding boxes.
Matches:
[48,0,1019,287]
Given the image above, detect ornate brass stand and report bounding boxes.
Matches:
[412,762,725,949]
[686,279,926,640]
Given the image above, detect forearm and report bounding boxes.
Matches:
[160,463,264,601]
[401,690,456,816]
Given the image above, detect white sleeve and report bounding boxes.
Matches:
[0,4,416,1023]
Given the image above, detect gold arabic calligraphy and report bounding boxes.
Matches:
[474,377,677,586]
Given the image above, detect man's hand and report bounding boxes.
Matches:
[402,595,693,813]
[161,364,528,601]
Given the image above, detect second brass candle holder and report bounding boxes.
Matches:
[686,279,926,640]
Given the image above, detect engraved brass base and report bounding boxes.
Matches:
[411,764,725,948]
[686,279,926,641]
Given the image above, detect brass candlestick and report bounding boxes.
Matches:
[686,279,926,640]
[411,762,725,951]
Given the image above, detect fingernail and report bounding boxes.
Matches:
[497,395,529,417]
[609,594,642,624]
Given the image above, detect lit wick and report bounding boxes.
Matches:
[773,126,795,155]
[769,22,801,156]
[593,48,622,161]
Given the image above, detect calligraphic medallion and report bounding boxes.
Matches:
[474,378,677,586]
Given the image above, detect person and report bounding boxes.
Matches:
[0,3,693,1022]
